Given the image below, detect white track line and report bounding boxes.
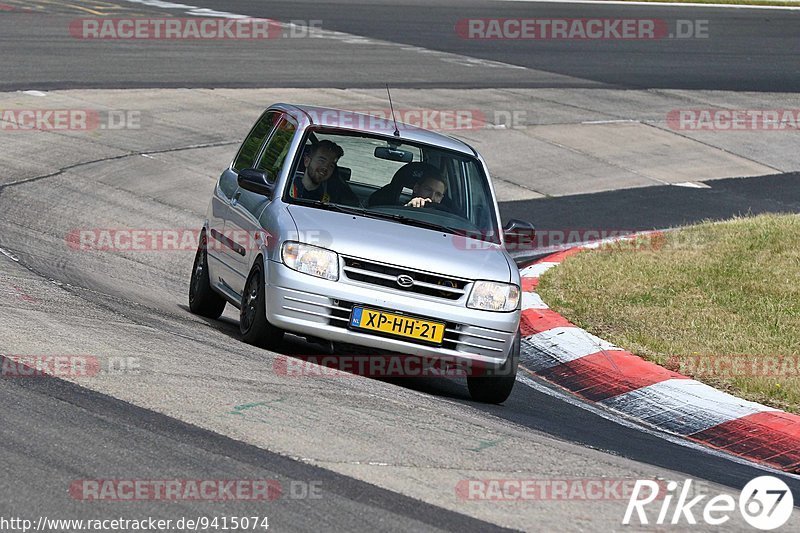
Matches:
[0,247,20,262]
[120,0,527,71]
[496,0,800,11]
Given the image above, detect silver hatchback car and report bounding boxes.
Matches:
[189,103,532,403]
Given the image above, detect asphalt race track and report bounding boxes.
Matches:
[1,0,800,531]
[503,172,800,237]
[1,0,800,91]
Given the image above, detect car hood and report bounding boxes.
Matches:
[286,204,512,282]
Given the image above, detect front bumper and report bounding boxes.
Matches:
[265,260,519,366]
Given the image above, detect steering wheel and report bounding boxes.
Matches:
[397,202,458,218]
[423,201,453,213]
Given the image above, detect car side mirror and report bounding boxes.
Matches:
[502,219,536,252]
[237,168,275,197]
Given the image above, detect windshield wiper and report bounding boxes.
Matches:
[292,198,470,236]
[364,211,468,236]
[291,198,368,216]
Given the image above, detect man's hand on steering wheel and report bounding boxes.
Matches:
[405,197,431,208]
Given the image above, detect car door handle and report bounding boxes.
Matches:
[231,191,241,206]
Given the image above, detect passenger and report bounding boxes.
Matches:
[367,162,446,208]
[291,140,358,205]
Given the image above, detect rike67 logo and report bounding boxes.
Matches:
[623,476,794,530]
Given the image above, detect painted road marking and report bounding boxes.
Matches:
[521,326,620,370]
[119,0,530,71]
[601,378,777,435]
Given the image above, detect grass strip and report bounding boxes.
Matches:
[537,213,800,413]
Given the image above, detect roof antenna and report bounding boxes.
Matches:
[386,84,400,137]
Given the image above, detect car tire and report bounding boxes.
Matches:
[189,230,227,319]
[240,260,284,349]
[467,332,519,404]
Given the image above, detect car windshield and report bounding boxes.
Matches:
[284,128,500,244]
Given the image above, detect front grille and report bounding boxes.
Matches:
[342,256,468,300]
[280,290,508,358]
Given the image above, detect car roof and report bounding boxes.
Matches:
[270,103,478,157]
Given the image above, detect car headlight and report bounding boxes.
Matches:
[281,242,339,281]
[467,281,520,312]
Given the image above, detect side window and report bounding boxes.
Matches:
[464,160,494,231]
[232,111,279,172]
[255,118,297,183]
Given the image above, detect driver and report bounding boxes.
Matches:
[405,175,446,208]
[367,162,446,208]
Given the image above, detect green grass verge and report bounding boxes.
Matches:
[537,213,800,413]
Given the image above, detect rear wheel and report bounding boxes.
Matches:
[467,332,519,404]
[189,230,226,319]
[240,261,284,349]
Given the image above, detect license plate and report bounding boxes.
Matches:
[349,307,445,344]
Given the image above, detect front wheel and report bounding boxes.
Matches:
[467,332,519,404]
[240,261,284,349]
[189,231,227,319]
